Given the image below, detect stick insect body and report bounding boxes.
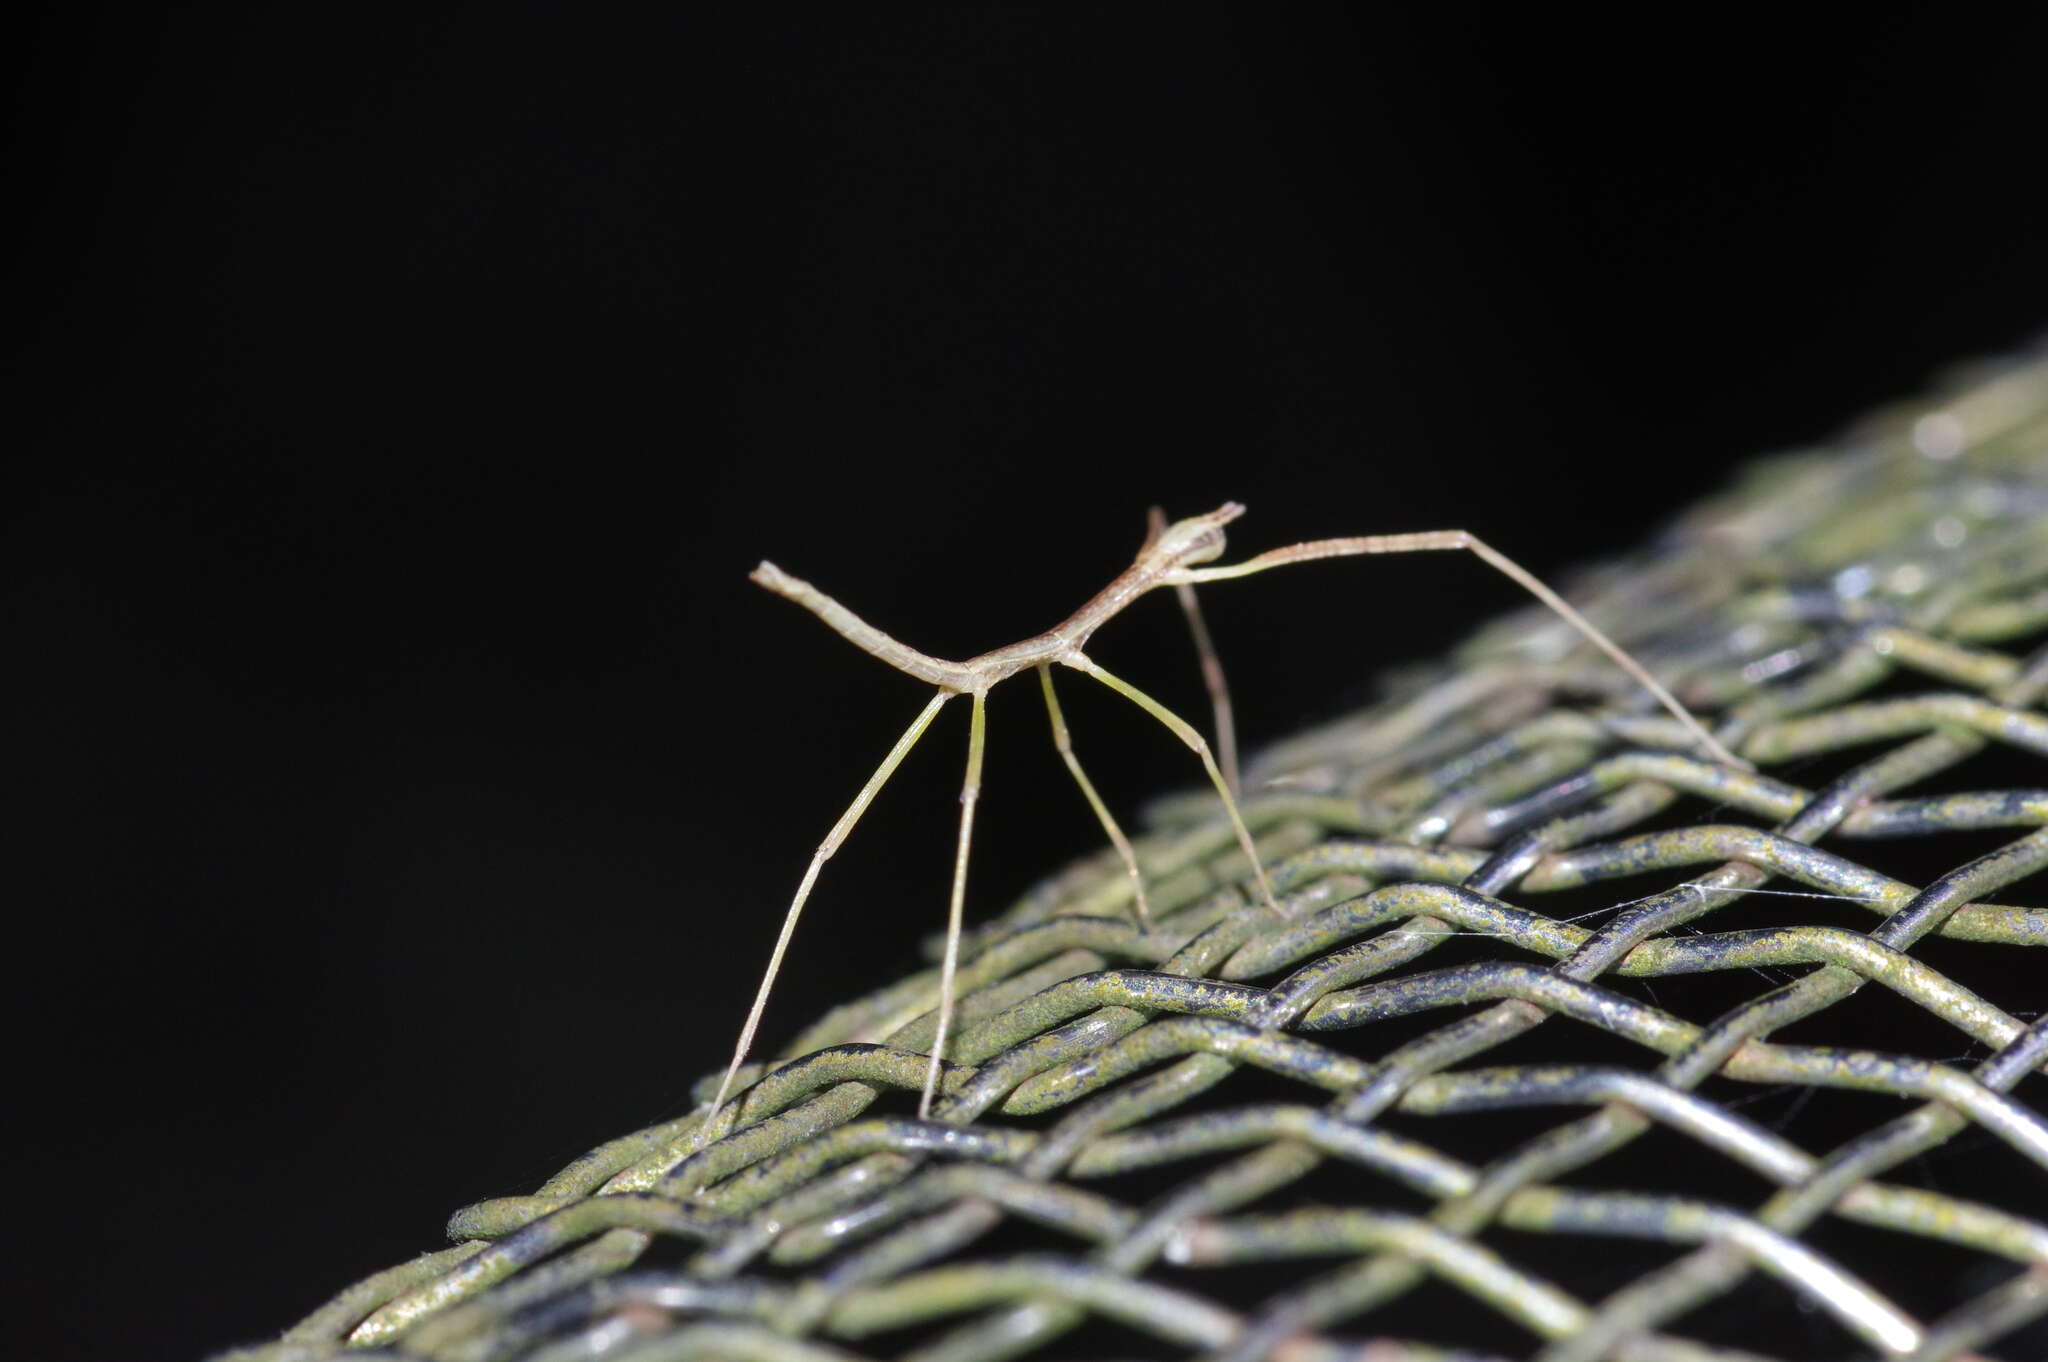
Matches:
[702,502,1740,1143]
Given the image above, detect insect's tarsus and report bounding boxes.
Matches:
[697,502,1741,1152]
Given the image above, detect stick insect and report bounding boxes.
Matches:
[702,503,1740,1141]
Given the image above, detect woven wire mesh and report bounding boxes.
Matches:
[223,354,2048,1362]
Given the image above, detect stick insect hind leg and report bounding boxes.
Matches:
[1038,664,1154,927]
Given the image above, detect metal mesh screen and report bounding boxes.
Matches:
[222,353,2048,1362]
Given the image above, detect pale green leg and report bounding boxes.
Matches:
[1177,530,1745,769]
[1038,664,1153,927]
[922,689,987,1119]
[703,690,956,1148]
[1064,654,1279,911]
[1148,505,1242,797]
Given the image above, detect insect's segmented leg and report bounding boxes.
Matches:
[1038,664,1152,928]
[1178,529,1745,769]
[701,689,956,1149]
[1064,653,1279,912]
[921,689,987,1119]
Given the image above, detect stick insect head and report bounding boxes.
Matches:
[1147,501,1245,571]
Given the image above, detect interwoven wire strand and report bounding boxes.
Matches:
[222,353,2048,1362]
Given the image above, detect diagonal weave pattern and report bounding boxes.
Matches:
[225,354,2048,1362]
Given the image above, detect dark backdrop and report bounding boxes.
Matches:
[9,6,2046,1358]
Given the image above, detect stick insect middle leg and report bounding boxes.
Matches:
[1038,663,1154,928]
[921,689,985,1119]
[716,505,1740,1157]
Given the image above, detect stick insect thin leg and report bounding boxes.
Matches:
[1064,654,1279,911]
[1150,506,1240,797]
[1038,664,1152,927]
[921,689,986,1119]
[1175,529,1746,769]
[701,689,956,1147]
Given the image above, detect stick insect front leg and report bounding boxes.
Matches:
[1062,652,1278,909]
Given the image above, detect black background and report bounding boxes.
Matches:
[9,6,2048,1359]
